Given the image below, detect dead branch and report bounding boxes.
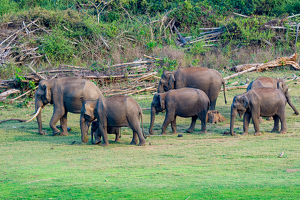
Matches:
[233,12,250,18]
[9,86,38,103]
[0,18,39,46]
[0,89,20,101]
[59,64,87,69]
[0,118,27,124]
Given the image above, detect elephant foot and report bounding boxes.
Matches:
[271,128,279,133]
[267,117,273,121]
[186,128,194,133]
[242,132,248,136]
[52,130,60,136]
[280,130,287,134]
[39,131,46,135]
[114,138,121,142]
[138,141,146,146]
[130,140,138,145]
[259,117,264,124]
[200,130,207,134]
[254,132,261,136]
[59,132,69,136]
[101,143,109,147]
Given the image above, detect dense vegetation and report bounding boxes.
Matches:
[0,0,300,80]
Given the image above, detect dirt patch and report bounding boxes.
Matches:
[285,169,300,173]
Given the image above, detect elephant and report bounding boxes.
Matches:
[157,66,227,110]
[90,121,120,144]
[26,77,103,136]
[80,95,146,146]
[149,88,210,135]
[247,77,299,115]
[230,87,287,136]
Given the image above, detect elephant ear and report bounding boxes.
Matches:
[277,81,285,94]
[159,95,165,110]
[37,83,51,103]
[83,101,95,120]
[168,73,175,90]
[241,96,249,109]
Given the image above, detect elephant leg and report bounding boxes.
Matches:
[130,131,139,145]
[242,112,251,135]
[186,116,197,133]
[94,127,102,145]
[129,118,145,146]
[100,125,109,147]
[114,128,121,142]
[199,110,207,134]
[50,108,65,136]
[267,116,273,121]
[271,115,280,133]
[278,107,287,134]
[209,99,217,110]
[170,116,177,134]
[59,111,69,136]
[252,113,261,136]
[161,112,175,135]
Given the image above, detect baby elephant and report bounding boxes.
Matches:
[90,121,120,144]
[80,95,146,146]
[149,88,210,135]
[230,87,287,136]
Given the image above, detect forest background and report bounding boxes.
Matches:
[1,0,300,81]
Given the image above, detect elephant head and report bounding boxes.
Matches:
[25,80,53,134]
[149,93,166,134]
[277,79,299,115]
[157,71,175,93]
[80,100,98,143]
[230,95,249,135]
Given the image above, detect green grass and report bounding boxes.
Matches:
[1,69,300,199]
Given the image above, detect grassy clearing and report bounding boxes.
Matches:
[1,69,300,199]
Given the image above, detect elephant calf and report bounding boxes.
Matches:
[230,87,287,136]
[81,95,146,146]
[90,121,120,144]
[149,88,210,135]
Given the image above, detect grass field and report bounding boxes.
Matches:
[1,69,300,199]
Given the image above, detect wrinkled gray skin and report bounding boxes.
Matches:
[230,88,287,136]
[90,121,120,144]
[157,67,227,110]
[81,95,146,146]
[34,77,103,135]
[149,88,210,135]
[247,77,299,115]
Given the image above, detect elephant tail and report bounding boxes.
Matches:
[140,108,146,139]
[222,79,227,104]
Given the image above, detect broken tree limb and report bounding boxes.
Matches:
[9,86,38,103]
[230,53,299,72]
[0,118,27,124]
[220,85,248,91]
[224,67,257,80]
[0,89,20,101]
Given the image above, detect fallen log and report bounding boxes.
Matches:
[0,89,20,101]
[230,53,299,72]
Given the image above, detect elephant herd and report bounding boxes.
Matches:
[25,67,298,146]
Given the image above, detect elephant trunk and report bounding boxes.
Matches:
[157,81,164,93]
[149,103,156,135]
[285,92,299,115]
[230,107,237,136]
[80,114,89,143]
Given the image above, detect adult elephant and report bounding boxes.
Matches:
[157,67,227,110]
[26,77,103,136]
[247,77,299,115]
[230,88,287,136]
[149,88,210,135]
[80,95,146,146]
